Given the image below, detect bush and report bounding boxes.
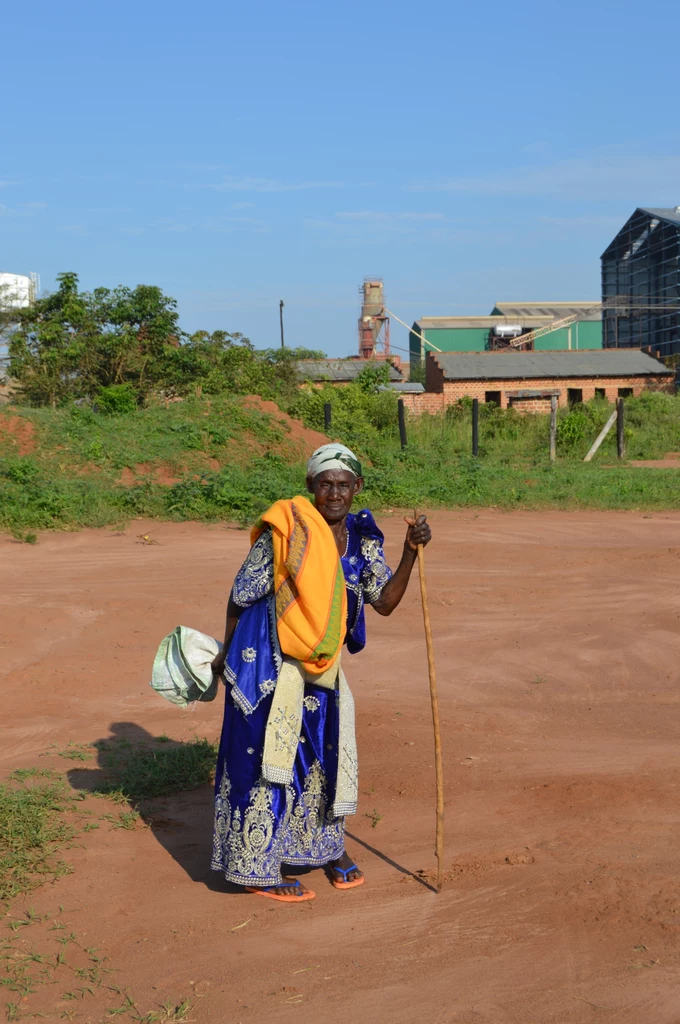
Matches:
[96,383,138,415]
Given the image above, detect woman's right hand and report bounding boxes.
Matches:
[211,651,226,679]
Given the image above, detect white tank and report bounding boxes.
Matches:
[494,324,522,338]
[0,272,39,308]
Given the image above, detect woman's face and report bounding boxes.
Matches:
[307,469,363,525]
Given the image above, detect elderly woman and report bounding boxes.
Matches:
[210,443,431,902]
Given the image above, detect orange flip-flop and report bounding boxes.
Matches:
[245,880,316,903]
[330,864,365,890]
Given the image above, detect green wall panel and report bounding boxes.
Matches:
[535,321,602,350]
[422,328,489,352]
[410,320,602,360]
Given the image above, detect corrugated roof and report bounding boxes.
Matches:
[432,350,671,381]
[414,316,552,330]
[492,302,601,321]
[640,207,680,226]
[297,359,403,381]
[383,382,425,393]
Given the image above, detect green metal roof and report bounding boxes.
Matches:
[432,350,671,381]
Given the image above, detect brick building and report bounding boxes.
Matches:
[399,350,674,415]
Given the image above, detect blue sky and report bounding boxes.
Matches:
[2,0,679,358]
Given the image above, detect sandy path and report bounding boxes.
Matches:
[2,510,680,1023]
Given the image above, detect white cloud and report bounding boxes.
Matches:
[406,154,680,201]
[206,176,345,193]
[335,211,446,222]
[61,225,88,236]
[538,215,623,227]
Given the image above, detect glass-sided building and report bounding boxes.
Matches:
[601,207,680,355]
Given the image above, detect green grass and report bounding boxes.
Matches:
[92,737,218,803]
[0,776,76,905]
[0,737,217,908]
[1,389,680,535]
[0,739,209,1023]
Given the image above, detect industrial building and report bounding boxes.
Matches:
[601,207,680,356]
[399,350,673,416]
[409,302,602,364]
[0,272,39,363]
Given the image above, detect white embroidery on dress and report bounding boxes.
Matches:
[211,761,344,885]
[303,695,321,713]
[259,678,276,696]
[231,530,275,607]
[242,647,257,663]
[360,536,393,604]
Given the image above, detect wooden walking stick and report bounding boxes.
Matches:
[415,517,445,893]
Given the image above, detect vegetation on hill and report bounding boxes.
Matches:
[1,271,679,535]
[1,382,679,537]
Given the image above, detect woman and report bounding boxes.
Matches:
[210,443,431,902]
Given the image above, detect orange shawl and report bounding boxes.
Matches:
[252,496,346,676]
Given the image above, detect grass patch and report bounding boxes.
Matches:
[92,737,218,803]
[0,777,76,905]
[0,742,208,1021]
[1,389,680,535]
[0,907,193,1022]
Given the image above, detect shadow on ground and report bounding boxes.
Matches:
[67,721,239,893]
[67,720,434,893]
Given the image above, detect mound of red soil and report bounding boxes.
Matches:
[242,395,329,451]
[118,463,182,487]
[0,413,35,455]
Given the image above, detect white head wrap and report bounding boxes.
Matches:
[307,443,362,480]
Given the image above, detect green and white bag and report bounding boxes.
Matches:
[150,626,221,707]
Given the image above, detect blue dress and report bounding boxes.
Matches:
[211,510,392,887]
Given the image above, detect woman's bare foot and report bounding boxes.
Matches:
[328,851,364,887]
[245,878,315,902]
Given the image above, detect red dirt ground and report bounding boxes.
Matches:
[242,394,329,451]
[0,413,35,454]
[2,510,680,1023]
[630,453,680,469]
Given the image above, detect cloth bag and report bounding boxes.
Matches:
[150,626,221,707]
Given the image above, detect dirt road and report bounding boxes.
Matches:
[2,510,680,1023]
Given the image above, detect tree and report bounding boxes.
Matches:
[8,273,181,406]
[7,271,328,407]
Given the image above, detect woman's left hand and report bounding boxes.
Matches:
[404,514,432,551]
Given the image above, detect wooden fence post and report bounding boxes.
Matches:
[617,397,625,459]
[549,395,557,463]
[398,399,408,450]
[324,402,332,433]
[472,398,479,457]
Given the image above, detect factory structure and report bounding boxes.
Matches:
[409,302,603,362]
[0,272,40,310]
[302,206,680,412]
[0,272,40,361]
[601,207,680,356]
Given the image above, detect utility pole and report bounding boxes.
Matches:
[279,300,285,349]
